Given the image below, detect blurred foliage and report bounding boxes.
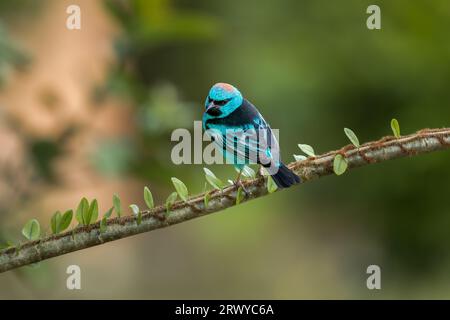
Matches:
[0,2,71,183]
[0,0,38,84]
[0,0,39,17]
[91,138,136,177]
[94,0,220,181]
[105,0,219,46]
[0,25,29,86]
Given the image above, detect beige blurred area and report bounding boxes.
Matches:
[0,0,150,298]
[0,1,146,205]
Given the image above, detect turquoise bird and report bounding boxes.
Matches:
[202,83,300,188]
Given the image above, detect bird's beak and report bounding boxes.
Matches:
[206,102,222,116]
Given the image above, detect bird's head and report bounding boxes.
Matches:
[204,83,243,118]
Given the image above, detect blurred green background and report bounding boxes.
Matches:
[0,0,449,299]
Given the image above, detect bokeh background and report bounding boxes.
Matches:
[0,0,449,299]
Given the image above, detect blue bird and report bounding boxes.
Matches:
[202,83,300,189]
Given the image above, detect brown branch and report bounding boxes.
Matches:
[1,127,449,273]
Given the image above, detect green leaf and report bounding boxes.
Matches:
[298,144,315,157]
[236,187,245,205]
[99,207,113,233]
[22,219,41,241]
[391,118,401,138]
[235,166,256,179]
[333,154,348,175]
[113,194,122,217]
[267,176,278,193]
[85,199,98,225]
[91,200,99,224]
[59,210,73,232]
[103,207,113,219]
[129,204,142,226]
[82,201,90,225]
[129,204,139,215]
[293,154,307,161]
[144,186,154,209]
[76,197,89,225]
[99,218,107,233]
[204,192,211,208]
[137,212,142,225]
[203,167,224,190]
[344,128,360,147]
[171,177,189,202]
[165,192,178,213]
[51,211,62,234]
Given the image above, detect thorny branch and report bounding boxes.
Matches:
[0,127,449,273]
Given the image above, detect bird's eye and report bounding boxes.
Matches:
[215,98,231,106]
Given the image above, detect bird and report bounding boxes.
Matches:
[202,82,300,189]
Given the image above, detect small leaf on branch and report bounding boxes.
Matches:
[136,211,142,225]
[51,211,62,234]
[204,192,211,208]
[129,204,142,225]
[129,204,139,216]
[100,207,113,233]
[103,207,113,219]
[391,118,401,138]
[267,176,278,193]
[100,218,107,233]
[76,197,89,225]
[85,199,98,225]
[144,187,154,209]
[51,209,71,234]
[236,166,256,179]
[165,192,178,214]
[137,212,142,225]
[344,128,360,147]
[333,154,348,175]
[171,177,189,202]
[203,168,224,190]
[113,194,122,217]
[236,187,245,205]
[298,144,315,157]
[293,154,307,161]
[59,210,73,232]
[22,219,41,241]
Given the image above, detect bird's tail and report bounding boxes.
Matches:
[271,163,301,189]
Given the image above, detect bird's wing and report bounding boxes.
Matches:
[208,114,280,167]
[248,115,280,167]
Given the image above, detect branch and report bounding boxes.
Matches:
[1,127,449,273]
